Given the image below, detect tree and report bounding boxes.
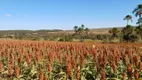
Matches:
[135,25,142,37]
[122,25,138,42]
[84,28,90,35]
[133,4,142,18]
[81,24,85,30]
[73,24,90,42]
[136,18,142,25]
[109,28,120,38]
[73,25,85,35]
[133,4,142,26]
[78,27,84,35]
[135,19,142,39]
[123,15,132,25]
[122,25,134,35]
[74,26,78,33]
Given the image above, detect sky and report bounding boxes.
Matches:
[0,0,141,30]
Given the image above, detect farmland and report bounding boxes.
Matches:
[1,0,142,80]
[0,40,141,80]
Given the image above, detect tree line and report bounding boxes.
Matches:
[109,4,142,42]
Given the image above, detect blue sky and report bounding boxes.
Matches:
[0,0,141,30]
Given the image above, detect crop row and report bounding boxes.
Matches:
[0,40,141,80]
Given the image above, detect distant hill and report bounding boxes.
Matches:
[0,27,125,35]
[63,27,124,34]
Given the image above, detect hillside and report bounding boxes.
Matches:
[63,27,124,34]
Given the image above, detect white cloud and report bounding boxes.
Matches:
[5,13,12,17]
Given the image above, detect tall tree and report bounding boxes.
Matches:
[135,18,142,38]
[133,4,142,18]
[81,24,85,30]
[74,26,78,33]
[136,18,142,25]
[77,24,85,35]
[78,27,84,35]
[123,15,132,25]
[133,4,142,26]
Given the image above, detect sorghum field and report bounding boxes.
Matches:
[0,40,142,80]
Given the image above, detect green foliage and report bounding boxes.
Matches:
[133,4,142,26]
[121,25,138,42]
[135,25,142,36]
[122,25,134,35]
[73,24,90,42]
[73,24,89,35]
[136,18,142,26]
[109,28,120,38]
[59,35,73,42]
[133,4,142,17]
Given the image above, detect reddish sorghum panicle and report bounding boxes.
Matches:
[14,66,20,78]
[92,48,97,61]
[39,70,44,80]
[115,55,120,66]
[130,57,134,64]
[112,62,117,73]
[139,62,142,70]
[44,76,48,80]
[25,53,31,65]
[8,65,12,77]
[72,59,77,71]
[122,73,126,80]
[67,61,72,79]
[133,55,140,68]
[57,51,62,64]
[76,69,80,80]
[127,64,133,79]
[101,69,106,80]
[80,53,84,68]
[0,61,3,71]
[47,62,51,72]
[18,52,23,63]
[134,69,139,80]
